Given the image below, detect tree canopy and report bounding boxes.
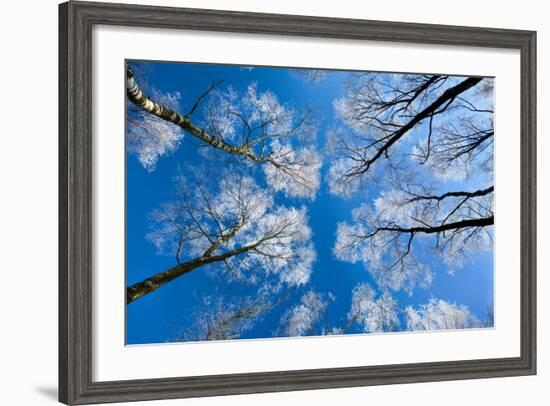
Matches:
[331,73,494,294]
[125,62,494,344]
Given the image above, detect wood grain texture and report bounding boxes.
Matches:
[58,1,537,404]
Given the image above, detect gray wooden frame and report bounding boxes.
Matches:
[59,1,537,404]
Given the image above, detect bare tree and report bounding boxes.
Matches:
[289,68,331,83]
[278,290,334,337]
[328,73,493,195]
[334,183,493,293]
[406,298,481,331]
[126,65,321,198]
[278,285,481,337]
[174,284,292,342]
[343,287,477,334]
[483,301,495,328]
[278,284,400,337]
[331,72,494,293]
[344,282,400,333]
[127,168,316,304]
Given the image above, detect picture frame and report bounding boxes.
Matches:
[59,1,537,404]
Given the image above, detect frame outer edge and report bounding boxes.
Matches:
[61,1,94,404]
[60,1,537,404]
[58,2,70,404]
[76,0,94,404]
[522,30,537,375]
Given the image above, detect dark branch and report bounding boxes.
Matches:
[188,80,223,116]
[377,215,494,235]
[407,186,494,203]
[347,77,483,176]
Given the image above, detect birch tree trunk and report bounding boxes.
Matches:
[127,239,262,304]
[126,67,260,162]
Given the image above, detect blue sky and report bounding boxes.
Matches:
[126,60,494,345]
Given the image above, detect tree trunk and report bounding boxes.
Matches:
[126,66,259,161]
[127,260,203,304]
[127,239,263,304]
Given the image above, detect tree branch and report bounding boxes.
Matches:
[377,215,494,235]
[127,238,266,304]
[347,77,483,176]
[407,185,494,203]
[127,66,260,161]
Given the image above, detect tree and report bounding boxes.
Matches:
[331,72,494,293]
[406,298,481,331]
[173,283,291,342]
[334,184,493,293]
[328,73,493,195]
[483,301,495,328]
[345,282,400,333]
[126,168,316,304]
[278,290,334,337]
[279,284,400,336]
[173,295,265,342]
[278,286,482,337]
[126,65,321,198]
[126,85,185,171]
[289,68,330,83]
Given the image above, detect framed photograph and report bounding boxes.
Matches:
[59,1,536,404]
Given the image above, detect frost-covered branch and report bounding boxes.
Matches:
[126,87,185,171]
[279,290,334,337]
[289,68,331,83]
[127,169,316,304]
[345,283,400,333]
[413,117,494,181]
[174,285,292,341]
[328,73,493,196]
[334,185,493,293]
[406,298,481,331]
[126,66,321,198]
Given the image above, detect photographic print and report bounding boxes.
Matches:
[125,60,495,345]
